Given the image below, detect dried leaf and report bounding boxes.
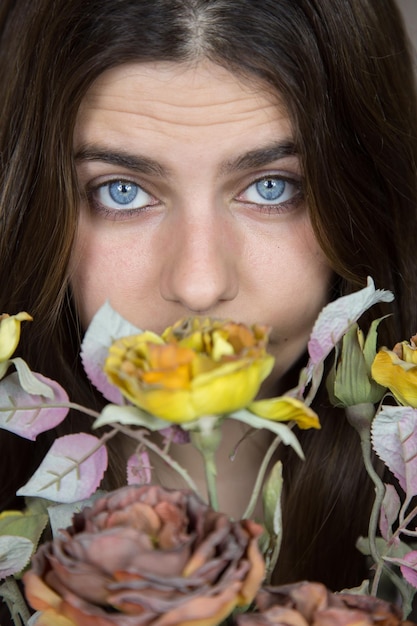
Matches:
[47,493,104,538]
[16,434,107,503]
[127,451,152,485]
[0,372,69,440]
[0,536,34,578]
[0,508,48,552]
[384,551,417,590]
[262,460,283,538]
[372,405,417,497]
[80,301,141,403]
[230,409,304,459]
[307,277,393,366]
[11,358,55,398]
[399,552,417,589]
[379,484,401,541]
[93,404,168,430]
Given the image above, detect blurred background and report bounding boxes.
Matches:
[397,0,417,53]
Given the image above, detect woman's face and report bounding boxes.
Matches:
[71,61,332,395]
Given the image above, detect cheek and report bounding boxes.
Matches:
[69,219,125,326]
[69,214,160,329]
[260,224,332,341]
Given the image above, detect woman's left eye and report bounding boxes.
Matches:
[237,176,301,208]
[89,180,157,212]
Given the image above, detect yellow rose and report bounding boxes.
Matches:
[104,318,274,423]
[371,334,417,407]
[0,311,32,362]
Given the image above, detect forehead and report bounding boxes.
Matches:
[74,60,293,143]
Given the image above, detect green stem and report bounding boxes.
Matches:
[266,528,283,585]
[203,451,219,511]
[346,404,386,596]
[0,402,101,420]
[190,417,222,511]
[0,577,31,626]
[361,429,386,596]
[392,502,417,540]
[242,434,282,520]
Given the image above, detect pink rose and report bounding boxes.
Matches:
[236,581,411,626]
[24,485,265,626]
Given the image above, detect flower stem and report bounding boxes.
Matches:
[242,434,282,520]
[346,404,386,596]
[362,431,386,596]
[115,424,200,494]
[189,417,222,510]
[0,577,31,626]
[203,451,219,511]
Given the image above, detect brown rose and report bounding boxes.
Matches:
[235,581,413,626]
[23,485,265,626]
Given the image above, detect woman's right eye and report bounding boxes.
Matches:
[89,180,158,213]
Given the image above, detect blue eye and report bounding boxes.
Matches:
[109,181,138,205]
[239,176,301,207]
[255,179,285,201]
[91,180,157,212]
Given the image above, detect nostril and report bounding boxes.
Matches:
[160,252,238,311]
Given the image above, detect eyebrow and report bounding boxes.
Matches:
[75,146,167,177]
[220,141,298,174]
[74,140,298,177]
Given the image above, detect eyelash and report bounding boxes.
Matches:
[236,175,303,213]
[86,179,159,219]
[86,174,303,219]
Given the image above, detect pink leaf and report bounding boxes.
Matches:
[16,434,108,503]
[307,277,393,365]
[400,551,417,589]
[372,405,417,499]
[379,484,401,541]
[160,425,190,445]
[0,372,69,440]
[80,301,141,403]
[126,451,152,485]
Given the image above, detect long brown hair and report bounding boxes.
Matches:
[0,0,416,591]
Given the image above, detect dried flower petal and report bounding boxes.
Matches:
[236,582,410,626]
[24,485,265,626]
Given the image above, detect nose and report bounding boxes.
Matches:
[159,211,239,313]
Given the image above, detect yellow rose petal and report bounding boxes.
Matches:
[400,340,417,365]
[211,331,234,361]
[249,396,321,430]
[372,348,417,407]
[0,312,32,361]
